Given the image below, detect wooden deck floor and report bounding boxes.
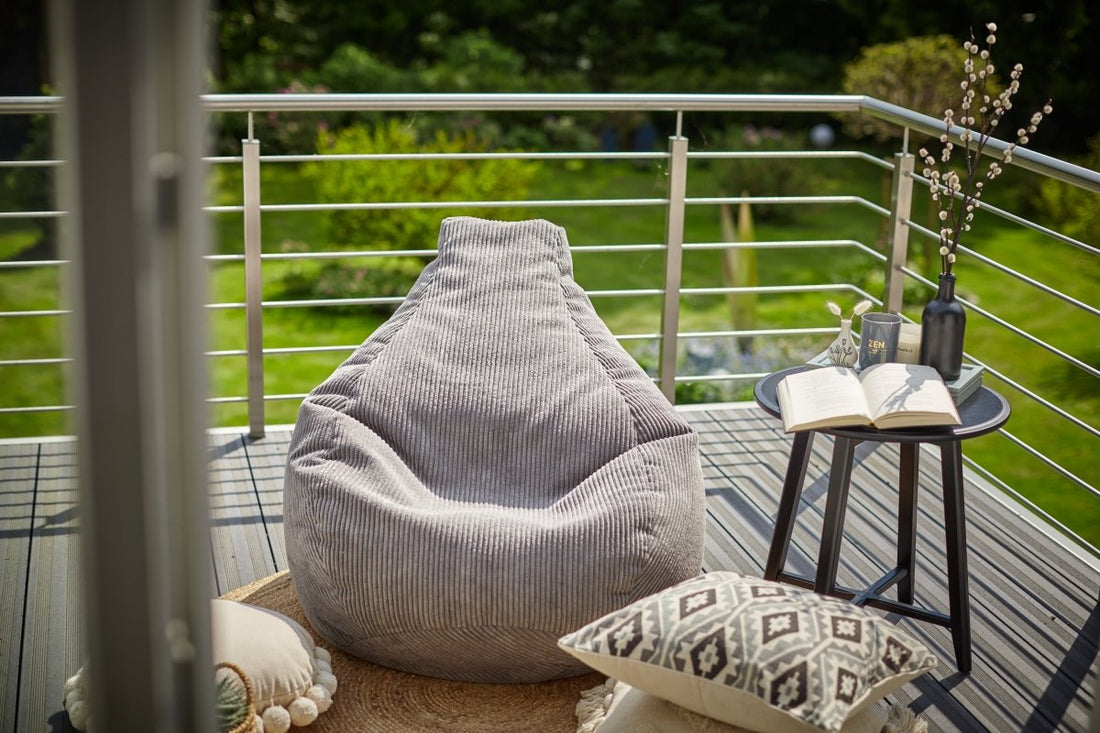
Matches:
[1,405,1097,732]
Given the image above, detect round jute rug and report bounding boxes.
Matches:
[221,571,605,733]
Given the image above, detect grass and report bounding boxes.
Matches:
[1,155,1097,547]
[0,224,41,260]
[0,237,66,436]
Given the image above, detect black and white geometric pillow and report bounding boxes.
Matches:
[559,572,937,733]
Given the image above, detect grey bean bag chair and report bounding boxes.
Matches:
[284,217,705,683]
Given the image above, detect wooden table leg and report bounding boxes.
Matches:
[815,436,857,594]
[941,441,972,674]
[764,430,814,581]
[897,443,919,604]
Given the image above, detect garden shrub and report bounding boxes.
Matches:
[307,118,538,249]
[0,113,55,259]
[278,255,424,315]
[289,119,539,313]
[840,35,970,143]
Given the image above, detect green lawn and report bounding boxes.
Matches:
[2,156,1097,546]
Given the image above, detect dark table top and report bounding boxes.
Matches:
[753,366,1011,444]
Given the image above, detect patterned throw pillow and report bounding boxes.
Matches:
[558,572,937,733]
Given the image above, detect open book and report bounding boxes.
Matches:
[776,363,962,433]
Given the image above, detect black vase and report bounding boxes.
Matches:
[919,273,966,381]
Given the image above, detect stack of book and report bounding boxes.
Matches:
[945,363,983,404]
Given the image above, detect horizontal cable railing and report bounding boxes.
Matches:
[202,328,843,359]
[0,357,71,366]
[1,92,1096,554]
[0,259,69,268]
[5,92,1099,189]
[0,210,65,219]
[202,283,873,312]
[906,169,1100,255]
[0,404,71,413]
[0,159,63,167]
[0,309,71,318]
[265,151,670,163]
[899,264,1099,379]
[904,218,1099,317]
[688,150,894,169]
[198,239,884,262]
[205,196,891,215]
[688,195,891,217]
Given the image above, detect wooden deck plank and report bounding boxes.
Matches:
[827,441,1096,732]
[208,433,277,596]
[16,439,80,733]
[695,410,821,579]
[821,442,1088,731]
[242,430,293,572]
[2,406,1096,733]
[682,406,1098,732]
[687,412,987,731]
[0,442,37,733]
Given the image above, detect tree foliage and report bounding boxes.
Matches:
[841,35,967,142]
[203,0,1100,153]
[5,1,1098,154]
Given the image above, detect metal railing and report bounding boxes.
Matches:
[1,93,1097,549]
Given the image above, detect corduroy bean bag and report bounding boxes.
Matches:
[283,217,705,683]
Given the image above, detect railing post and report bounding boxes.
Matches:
[242,129,265,438]
[884,151,915,313]
[659,124,689,403]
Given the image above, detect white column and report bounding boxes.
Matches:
[50,0,214,728]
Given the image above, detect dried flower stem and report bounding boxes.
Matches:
[918,22,1052,276]
[826,299,873,320]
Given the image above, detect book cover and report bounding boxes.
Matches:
[946,364,983,403]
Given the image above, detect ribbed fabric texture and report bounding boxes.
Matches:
[283,217,706,683]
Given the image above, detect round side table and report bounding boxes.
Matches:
[754,366,1010,674]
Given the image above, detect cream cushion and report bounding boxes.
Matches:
[589,680,890,733]
[65,599,336,733]
[211,598,333,709]
[211,599,337,731]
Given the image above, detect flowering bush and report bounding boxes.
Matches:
[918,22,1052,276]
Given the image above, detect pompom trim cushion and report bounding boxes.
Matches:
[63,599,338,731]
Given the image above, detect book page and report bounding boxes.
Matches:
[858,363,961,427]
[776,367,871,432]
